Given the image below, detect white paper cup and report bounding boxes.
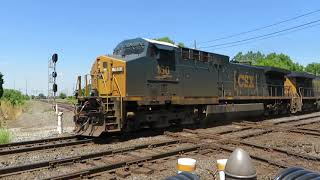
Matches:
[177,158,196,173]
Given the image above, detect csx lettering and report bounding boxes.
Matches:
[238,74,255,88]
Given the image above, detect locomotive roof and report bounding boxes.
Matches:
[142,38,178,48]
[259,66,291,74]
[114,38,229,61]
[288,72,317,79]
[230,63,291,74]
[231,62,264,70]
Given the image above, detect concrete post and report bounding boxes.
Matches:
[55,104,58,114]
[57,111,63,134]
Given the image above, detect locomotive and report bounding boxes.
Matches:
[74,38,320,136]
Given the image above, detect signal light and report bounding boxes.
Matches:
[53,83,58,92]
[52,71,57,78]
[52,53,58,63]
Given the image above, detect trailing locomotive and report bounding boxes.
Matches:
[74,38,320,136]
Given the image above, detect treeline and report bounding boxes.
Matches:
[0,73,3,99]
[233,51,320,75]
[0,73,28,106]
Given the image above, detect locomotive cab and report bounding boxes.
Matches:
[90,56,126,97]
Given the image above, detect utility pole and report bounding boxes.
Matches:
[194,40,197,49]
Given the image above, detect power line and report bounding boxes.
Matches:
[197,9,320,45]
[209,22,320,51]
[199,19,320,49]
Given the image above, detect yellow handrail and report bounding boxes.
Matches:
[113,74,123,127]
[101,73,109,111]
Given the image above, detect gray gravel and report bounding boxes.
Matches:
[7,101,75,142]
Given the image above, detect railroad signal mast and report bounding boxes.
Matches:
[52,54,58,102]
[48,53,58,104]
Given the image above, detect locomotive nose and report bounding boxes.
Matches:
[95,56,126,97]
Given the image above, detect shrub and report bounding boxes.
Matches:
[59,92,67,99]
[0,100,23,120]
[1,89,28,106]
[66,96,77,104]
[0,128,11,144]
[38,93,46,99]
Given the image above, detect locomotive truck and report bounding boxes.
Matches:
[74,38,320,136]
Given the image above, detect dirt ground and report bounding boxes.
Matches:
[7,100,75,142]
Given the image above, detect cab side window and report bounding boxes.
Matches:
[157,49,176,71]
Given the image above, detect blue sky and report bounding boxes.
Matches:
[0,0,319,95]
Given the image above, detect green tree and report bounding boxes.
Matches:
[154,37,185,47]
[178,42,185,48]
[154,37,175,44]
[59,92,67,99]
[258,53,304,72]
[0,73,3,98]
[233,51,265,65]
[38,93,46,99]
[305,63,320,75]
[233,51,304,72]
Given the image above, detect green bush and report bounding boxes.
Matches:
[59,92,67,99]
[1,89,28,106]
[66,96,77,104]
[0,128,11,144]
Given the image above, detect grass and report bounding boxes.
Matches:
[0,100,24,120]
[0,128,11,144]
[0,89,30,120]
[56,96,77,105]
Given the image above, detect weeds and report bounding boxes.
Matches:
[0,101,24,120]
[0,128,11,144]
[0,89,29,120]
[2,89,29,106]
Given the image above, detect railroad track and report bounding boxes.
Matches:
[38,99,74,112]
[178,129,320,168]
[1,113,320,179]
[0,139,196,179]
[164,114,320,171]
[56,102,74,111]
[0,135,93,156]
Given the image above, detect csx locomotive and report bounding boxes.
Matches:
[74,38,320,136]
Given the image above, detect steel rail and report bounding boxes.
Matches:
[223,114,320,137]
[166,131,290,169]
[0,135,78,149]
[185,129,320,162]
[0,140,181,177]
[170,129,319,169]
[0,137,93,156]
[44,144,201,180]
[208,143,289,169]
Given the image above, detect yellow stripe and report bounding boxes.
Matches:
[177,164,196,172]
